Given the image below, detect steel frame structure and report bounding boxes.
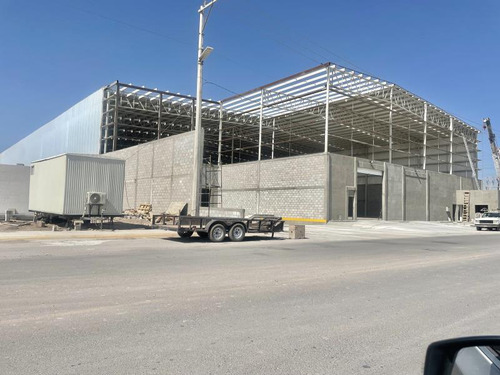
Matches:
[101,63,480,177]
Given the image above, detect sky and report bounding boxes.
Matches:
[1,0,499,179]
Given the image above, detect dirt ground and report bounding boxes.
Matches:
[0,216,153,233]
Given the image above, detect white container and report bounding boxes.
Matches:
[29,154,125,216]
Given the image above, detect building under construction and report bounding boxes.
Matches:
[0,63,484,222]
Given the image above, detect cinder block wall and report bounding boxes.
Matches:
[0,164,31,216]
[221,151,477,222]
[222,154,328,220]
[105,131,195,213]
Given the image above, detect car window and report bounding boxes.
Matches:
[484,213,500,217]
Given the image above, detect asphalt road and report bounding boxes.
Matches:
[1,226,499,374]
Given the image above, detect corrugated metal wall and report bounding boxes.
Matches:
[65,155,125,216]
[0,89,103,166]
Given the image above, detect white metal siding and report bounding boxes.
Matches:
[0,89,103,166]
[64,155,124,215]
[29,156,67,214]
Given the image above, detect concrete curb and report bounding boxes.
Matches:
[0,229,175,242]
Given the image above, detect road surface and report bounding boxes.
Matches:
[0,223,498,374]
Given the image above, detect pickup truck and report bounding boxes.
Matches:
[474,211,500,231]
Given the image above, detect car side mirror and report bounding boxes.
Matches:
[424,336,500,375]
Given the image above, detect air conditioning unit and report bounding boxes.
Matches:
[86,192,107,205]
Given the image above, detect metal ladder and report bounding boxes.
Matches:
[201,158,223,216]
[462,191,470,222]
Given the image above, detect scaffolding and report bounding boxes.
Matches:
[100,62,480,178]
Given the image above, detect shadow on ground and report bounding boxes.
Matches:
[164,235,286,243]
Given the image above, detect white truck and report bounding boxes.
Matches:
[474,211,500,231]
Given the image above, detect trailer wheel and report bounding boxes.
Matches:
[476,227,482,231]
[229,223,246,242]
[209,223,226,242]
[177,229,194,238]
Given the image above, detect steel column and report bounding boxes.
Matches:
[218,103,223,165]
[258,90,263,161]
[157,93,163,140]
[423,103,428,169]
[324,66,331,153]
[103,89,110,153]
[112,81,120,151]
[271,118,275,159]
[389,87,393,163]
[449,117,454,175]
[191,100,195,131]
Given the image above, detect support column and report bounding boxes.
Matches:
[364,175,368,217]
[157,93,163,140]
[191,100,195,131]
[449,117,454,175]
[258,90,263,161]
[324,66,331,153]
[382,162,388,220]
[423,103,428,169]
[353,158,358,220]
[389,87,393,163]
[112,81,120,151]
[103,89,110,153]
[425,170,430,221]
[218,103,223,165]
[271,118,275,159]
[401,167,406,220]
[230,127,234,164]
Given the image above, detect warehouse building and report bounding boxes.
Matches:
[0,63,480,221]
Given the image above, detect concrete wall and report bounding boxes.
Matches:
[222,154,328,220]
[455,190,500,215]
[0,164,30,217]
[105,131,196,213]
[330,154,356,220]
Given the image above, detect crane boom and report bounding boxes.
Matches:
[483,118,500,186]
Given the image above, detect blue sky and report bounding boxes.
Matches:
[1,0,499,179]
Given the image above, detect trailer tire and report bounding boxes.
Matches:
[177,229,194,238]
[229,223,246,242]
[209,223,226,242]
[476,227,482,231]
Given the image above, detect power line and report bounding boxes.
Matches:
[67,4,191,47]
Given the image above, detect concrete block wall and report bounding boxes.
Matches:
[0,164,31,217]
[106,131,195,213]
[222,154,327,220]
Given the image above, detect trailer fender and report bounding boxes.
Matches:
[229,221,247,232]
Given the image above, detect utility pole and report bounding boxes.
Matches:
[192,0,217,216]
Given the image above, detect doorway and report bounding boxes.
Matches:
[357,172,383,218]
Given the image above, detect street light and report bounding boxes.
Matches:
[199,46,214,62]
[192,0,217,216]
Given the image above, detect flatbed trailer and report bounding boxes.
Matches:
[167,214,284,242]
